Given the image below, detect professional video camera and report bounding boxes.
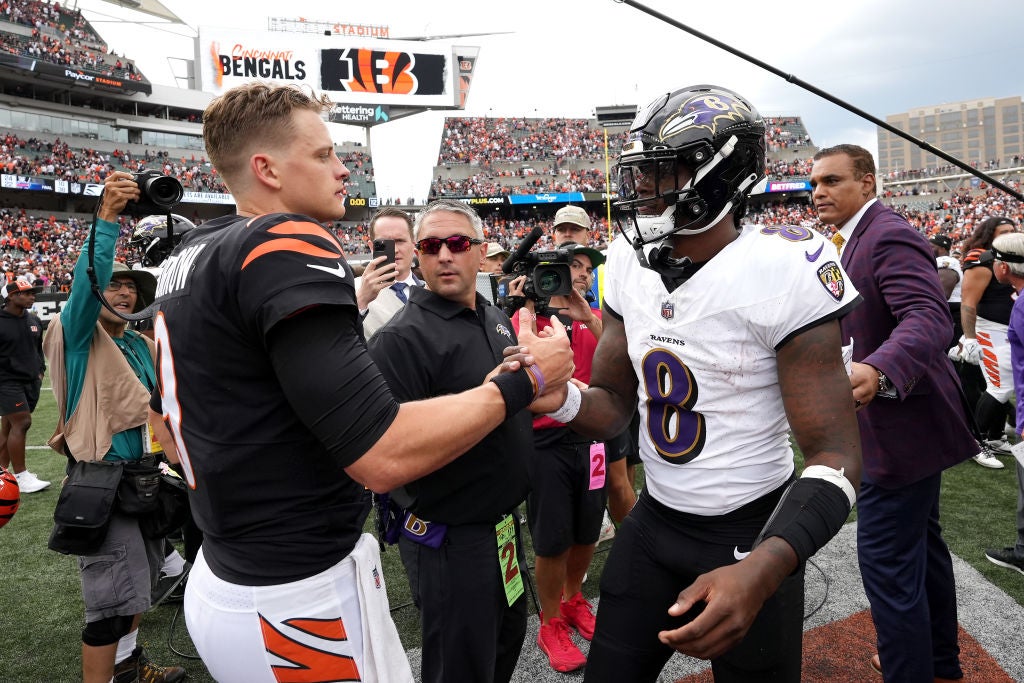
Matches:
[496,226,574,313]
[123,169,184,216]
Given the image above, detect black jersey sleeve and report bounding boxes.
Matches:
[236,214,359,337]
[267,304,400,468]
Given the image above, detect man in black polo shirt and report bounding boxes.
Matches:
[368,198,533,683]
[0,281,49,493]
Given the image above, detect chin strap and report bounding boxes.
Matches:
[636,238,692,278]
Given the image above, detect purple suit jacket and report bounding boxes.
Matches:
[837,201,978,488]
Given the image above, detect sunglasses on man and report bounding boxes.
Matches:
[415,235,484,255]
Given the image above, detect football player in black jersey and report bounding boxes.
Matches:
[150,83,573,682]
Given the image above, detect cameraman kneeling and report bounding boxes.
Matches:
[43,171,186,683]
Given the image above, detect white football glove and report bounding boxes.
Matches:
[947,345,963,362]
[960,337,982,365]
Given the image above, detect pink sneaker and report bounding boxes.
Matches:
[537,616,586,672]
[560,591,596,640]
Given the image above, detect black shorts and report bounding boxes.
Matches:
[526,435,607,557]
[584,487,804,683]
[0,379,40,415]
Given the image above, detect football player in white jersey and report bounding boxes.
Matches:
[535,85,864,682]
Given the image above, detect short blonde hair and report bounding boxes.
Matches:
[203,83,331,187]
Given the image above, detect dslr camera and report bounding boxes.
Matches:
[124,170,184,216]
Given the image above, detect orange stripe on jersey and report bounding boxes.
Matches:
[963,248,984,263]
[242,238,341,270]
[268,221,344,253]
[259,614,361,683]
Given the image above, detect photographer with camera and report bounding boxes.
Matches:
[507,205,632,672]
[42,170,186,683]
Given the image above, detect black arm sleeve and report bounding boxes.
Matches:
[267,304,400,468]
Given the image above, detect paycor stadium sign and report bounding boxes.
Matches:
[0,53,152,94]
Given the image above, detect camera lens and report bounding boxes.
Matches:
[144,176,184,208]
[537,270,563,296]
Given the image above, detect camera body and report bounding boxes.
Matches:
[124,170,184,216]
[498,245,574,312]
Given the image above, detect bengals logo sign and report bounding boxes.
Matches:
[320,48,446,96]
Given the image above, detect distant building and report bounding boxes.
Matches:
[878,95,1024,174]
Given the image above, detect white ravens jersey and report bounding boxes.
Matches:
[604,225,860,515]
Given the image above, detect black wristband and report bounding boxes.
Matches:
[754,477,852,570]
[490,369,534,419]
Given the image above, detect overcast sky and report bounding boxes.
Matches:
[71,0,1024,200]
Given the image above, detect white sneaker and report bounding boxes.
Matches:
[15,470,51,493]
[973,451,1006,469]
[984,438,1013,455]
[598,511,615,544]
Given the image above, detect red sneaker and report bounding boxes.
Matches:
[561,591,596,640]
[537,616,586,672]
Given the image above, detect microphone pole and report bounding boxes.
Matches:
[611,0,1023,202]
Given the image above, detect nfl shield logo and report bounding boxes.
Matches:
[661,301,674,320]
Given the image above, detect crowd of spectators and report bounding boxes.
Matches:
[437,118,613,165]
[765,117,812,150]
[0,133,375,196]
[1,207,132,291]
[0,0,146,83]
[745,184,1024,250]
[5,184,1024,294]
[882,156,1024,182]
[430,167,608,198]
[765,156,813,179]
[431,116,820,197]
[437,115,814,168]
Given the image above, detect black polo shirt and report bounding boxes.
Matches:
[368,287,532,525]
[0,309,44,384]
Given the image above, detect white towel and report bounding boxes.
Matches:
[350,533,414,683]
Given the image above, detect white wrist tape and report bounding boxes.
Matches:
[800,465,857,508]
[545,382,582,424]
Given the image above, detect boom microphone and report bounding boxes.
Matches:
[502,226,544,275]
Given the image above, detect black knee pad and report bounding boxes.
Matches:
[82,614,133,646]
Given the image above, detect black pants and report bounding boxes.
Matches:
[399,517,528,683]
[584,489,804,683]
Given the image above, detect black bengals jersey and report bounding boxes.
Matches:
[963,248,1014,325]
[152,213,398,585]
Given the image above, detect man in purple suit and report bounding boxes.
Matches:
[811,144,978,683]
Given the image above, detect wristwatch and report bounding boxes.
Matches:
[877,370,893,394]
